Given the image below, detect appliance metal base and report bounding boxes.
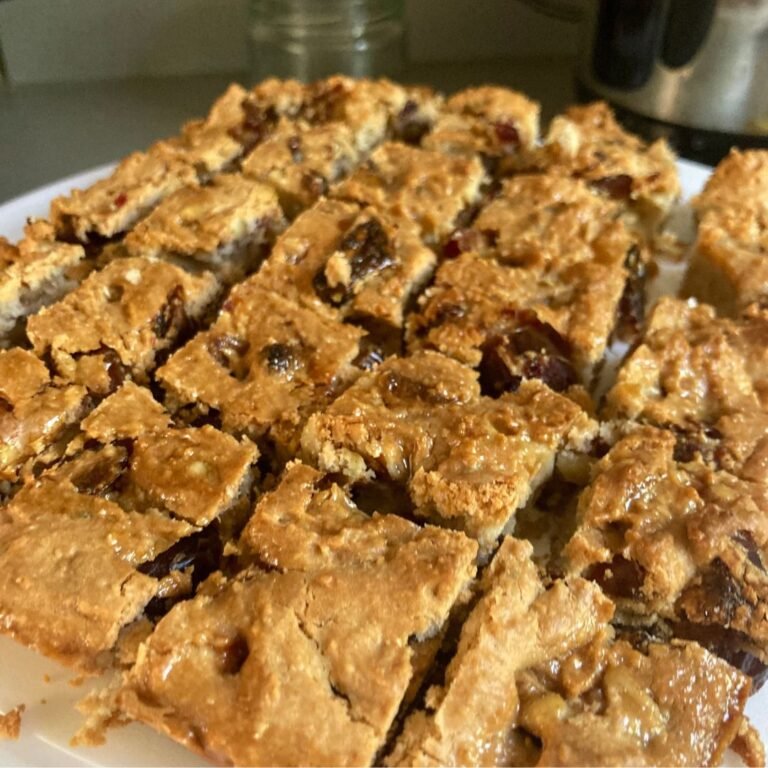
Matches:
[577,80,768,166]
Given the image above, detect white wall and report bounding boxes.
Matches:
[0,0,579,83]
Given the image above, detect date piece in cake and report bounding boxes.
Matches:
[0,472,197,672]
[50,146,198,243]
[532,101,680,231]
[564,426,768,686]
[254,198,436,349]
[157,283,364,461]
[409,175,645,390]
[0,220,88,347]
[604,297,768,481]
[123,174,285,282]
[389,536,751,767]
[26,256,219,395]
[239,76,441,155]
[302,352,596,551]
[333,142,486,244]
[242,118,359,217]
[0,348,89,488]
[684,149,768,315]
[423,86,539,175]
[118,463,477,766]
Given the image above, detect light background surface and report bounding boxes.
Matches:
[0,0,579,83]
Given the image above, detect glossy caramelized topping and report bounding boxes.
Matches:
[1,77,766,766]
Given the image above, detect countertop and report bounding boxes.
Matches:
[0,57,577,206]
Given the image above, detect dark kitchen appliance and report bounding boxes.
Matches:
[522,0,768,163]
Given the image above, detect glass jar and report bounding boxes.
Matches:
[248,0,405,82]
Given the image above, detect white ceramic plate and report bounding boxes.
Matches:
[0,160,765,766]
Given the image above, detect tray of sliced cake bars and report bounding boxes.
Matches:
[0,77,766,766]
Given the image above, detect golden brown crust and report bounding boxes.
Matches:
[242,119,360,215]
[518,634,750,767]
[388,537,614,766]
[333,142,486,242]
[254,197,436,331]
[0,220,88,344]
[157,283,364,459]
[564,426,768,666]
[50,146,198,242]
[423,86,539,169]
[684,151,768,313]
[693,149,768,217]
[532,101,680,230]
[0,478,195,672]
[0,348,90,483]
[604,297,768,480]
[0,381,257,671]
[302,352,596,550]
[26,257,219,394]
[123,173,284,267]
[120,470,477,766]
[684,213,768,316]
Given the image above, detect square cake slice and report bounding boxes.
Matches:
[123,174,285,282]
[302,352,596,550]
[241,118,360,217]
[564,425,768,687]
[409,174,648,390]
[0,476,195,672]
[255,198,436,349]
[157,283,365,461]
[423,85,539,174]
[118,463,477,766]
[683,149,768,315]
[26,256,219,395]
[57,382,259,531]
[0,220,88,347]
[238,76,440,155]
[604,297,768,481]
[0,348,90,488]
[42,383,259,615]
[532,101,680,232]
[332,142,486,244]
[50,145,198,243]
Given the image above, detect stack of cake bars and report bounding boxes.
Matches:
[0,76,767,766]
